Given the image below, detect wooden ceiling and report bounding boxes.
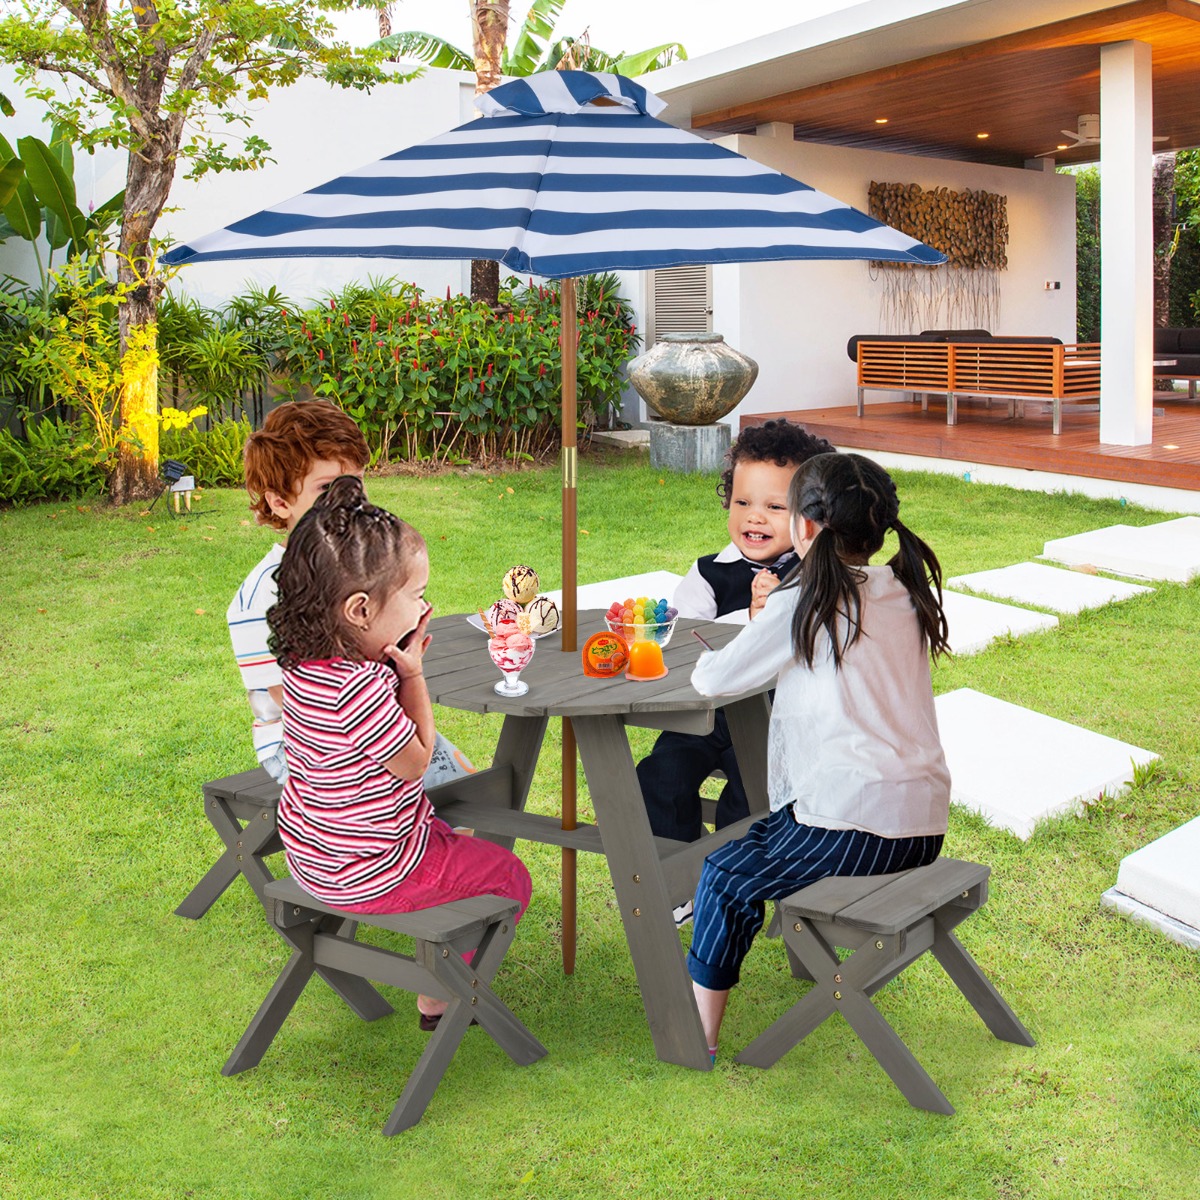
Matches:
[692,0,1200,167]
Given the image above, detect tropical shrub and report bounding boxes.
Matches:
[0,417,109,501]
[272,275,639,464]
[159,416,251,488]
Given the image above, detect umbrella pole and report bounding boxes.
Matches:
[560,276,578,976]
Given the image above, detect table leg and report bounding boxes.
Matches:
[722,694,771,817]
[476,713,549,851]
[571,714,711,1070]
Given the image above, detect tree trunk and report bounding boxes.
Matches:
[109,149,170,504]
[1153,152,1178,328]
[469,1,510,307]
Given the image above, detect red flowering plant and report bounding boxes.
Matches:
[270,274,638,464]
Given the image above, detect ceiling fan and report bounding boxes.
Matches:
[1037,113,1168,156]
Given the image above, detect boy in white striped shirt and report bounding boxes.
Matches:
[227,400,473,786]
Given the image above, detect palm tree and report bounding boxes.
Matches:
[375,0,687,304]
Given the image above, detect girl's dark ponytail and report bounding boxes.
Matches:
[888,518,950,659]
[790,530,866,669]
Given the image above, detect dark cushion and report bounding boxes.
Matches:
[989,335,1063,346]
[1155,328,1183,354]
[918,328,992,342]
[1177,328,1200,354]
[846,333,928,362]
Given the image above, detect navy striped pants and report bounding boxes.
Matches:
[687,807,944,991]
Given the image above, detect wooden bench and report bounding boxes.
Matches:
[855,340,1101,435]
[736,858,1034,1114]
[174,767,284,919]
[224,877,547,1135]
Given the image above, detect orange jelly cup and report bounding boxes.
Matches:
[626,639,667,681]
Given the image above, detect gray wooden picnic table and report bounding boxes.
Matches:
[422,608,772,1071]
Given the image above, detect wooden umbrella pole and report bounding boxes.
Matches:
[560,276,578,975]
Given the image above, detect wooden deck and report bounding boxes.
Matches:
[747,393,1200,493]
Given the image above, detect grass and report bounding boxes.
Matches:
[2,449,1199,1200]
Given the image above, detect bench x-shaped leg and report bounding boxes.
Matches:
[386,914,547,1134]
[737,914,955,1112]
[175,795,281,919]
[224,907,545,1135]
[739,902,1035,1114]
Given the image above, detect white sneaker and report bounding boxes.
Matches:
[673,900,694,927]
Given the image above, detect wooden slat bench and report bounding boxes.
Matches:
[224,877,547,1135]
[736,858,1034,1114]
[856,340,1101,435]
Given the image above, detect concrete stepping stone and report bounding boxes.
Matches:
[1041,516,1200,582]
[1102,816,1200,951]
[935,688,1159,840]
[940,590,1058,656]
[947,562,1153,614]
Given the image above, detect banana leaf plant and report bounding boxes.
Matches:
[0,125,124,303]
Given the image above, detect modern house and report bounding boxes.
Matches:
[638,0,1200,506]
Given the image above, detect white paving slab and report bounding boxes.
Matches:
[1041,516,1200,582]
[935,688,1159,840]
[1101,815,1200,950]
[941,589,1058,656]
[543,570,684,611]
[947,561,1153,614]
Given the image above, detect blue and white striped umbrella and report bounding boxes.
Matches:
[163,71,944,274]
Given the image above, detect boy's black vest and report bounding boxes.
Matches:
[696,551,797,618]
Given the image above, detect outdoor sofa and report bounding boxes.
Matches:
[1153,327,1200,397]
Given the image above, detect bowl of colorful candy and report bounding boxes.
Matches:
[604,595,679,647]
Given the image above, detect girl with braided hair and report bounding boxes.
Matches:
[267,476,531,1031]
[686,453,951,1058]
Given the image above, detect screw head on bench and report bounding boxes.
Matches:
[632,874,640,883]
[962,890,970,898]
[833,991,842,1001]
[834,974,842,983]
[470,996,478,1006]
[236,855,243,862]
[293,906,301,916]
[794,922,803,932]
[875,940,884,950]
[633,907,641,917]
[442,948,450,958]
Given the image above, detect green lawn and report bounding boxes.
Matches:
[2,451,1198,1200]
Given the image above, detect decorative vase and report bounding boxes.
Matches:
[627,333,759,426]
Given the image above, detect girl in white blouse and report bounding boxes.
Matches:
[687,452,952,1059]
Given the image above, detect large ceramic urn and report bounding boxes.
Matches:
[627,333,759,426]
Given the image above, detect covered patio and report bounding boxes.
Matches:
[646,0,1200,458]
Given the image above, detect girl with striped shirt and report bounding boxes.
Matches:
[687,453,952,1060]
[267,476,531,1031]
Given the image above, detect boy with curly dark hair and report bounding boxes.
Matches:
[638,420,835,920]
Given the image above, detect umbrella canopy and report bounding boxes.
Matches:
[163,71,944,275]
[165,71,944,975]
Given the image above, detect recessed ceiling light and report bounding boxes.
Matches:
[976,132,990,139]
[1057,143,1070,151]
[1163,443,1180,450]
[875,118,889,125]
